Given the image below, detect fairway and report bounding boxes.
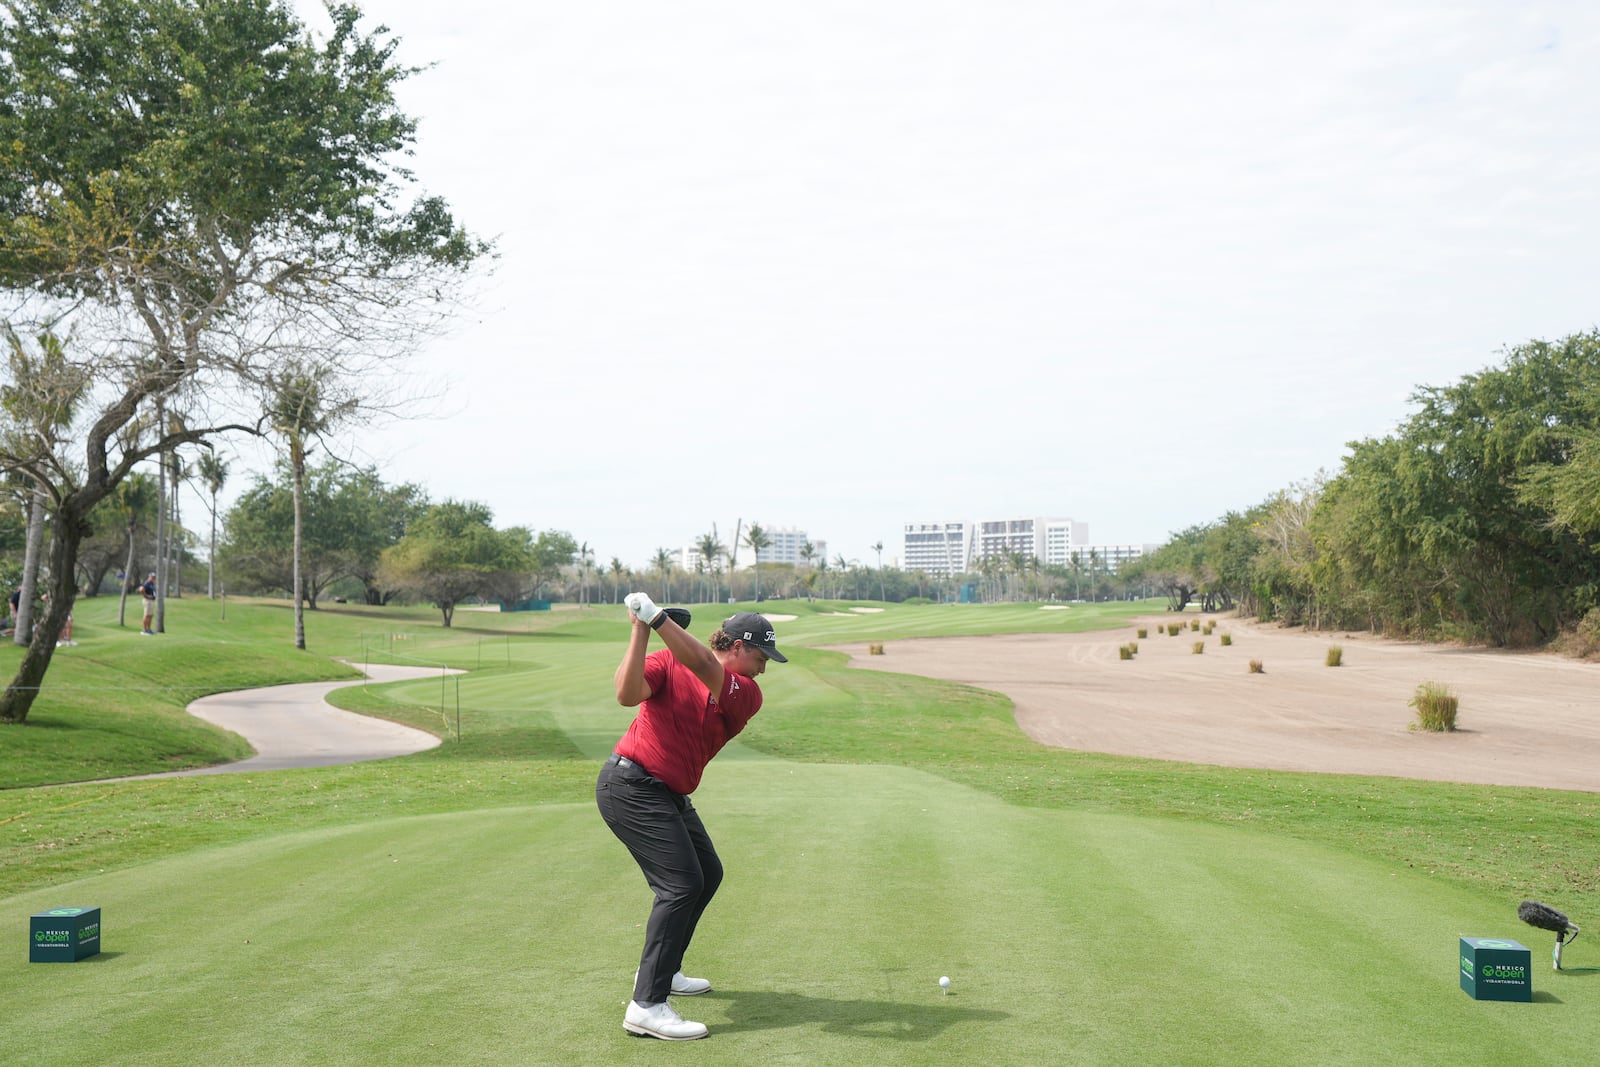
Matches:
[1,597,1596,1064]
[1,754,1590,1065]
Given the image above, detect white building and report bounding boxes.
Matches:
[905,516,1116,577]
[975,517,1089,566]
[902,522,975,577]
[682,526,824,572]
[1063,544,1161,575]
[745,525,821,567]
[1041,519,1092,566]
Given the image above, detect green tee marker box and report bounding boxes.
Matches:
[29,907,101,963]
[1459,937,1531,1002]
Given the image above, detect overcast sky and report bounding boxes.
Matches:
[249,1,1600,570]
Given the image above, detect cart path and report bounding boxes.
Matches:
[102,662,458,781]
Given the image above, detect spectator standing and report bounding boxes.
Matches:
[140,572,157,635]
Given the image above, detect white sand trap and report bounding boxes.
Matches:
[821,611,857,616]
[763,613,798,622]
[831,616,1600,792]
[850,607,885,613]
[1039,605,1071,610]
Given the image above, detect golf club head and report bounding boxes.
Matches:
[662,606,692,629]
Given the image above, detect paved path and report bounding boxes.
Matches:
[107,662,456,781]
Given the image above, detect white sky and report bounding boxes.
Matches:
[244,1,1600,570]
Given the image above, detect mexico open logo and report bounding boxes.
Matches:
[1459,936,1532,1002]
[29,906,102,962]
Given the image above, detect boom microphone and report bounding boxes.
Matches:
[1519,900,1580,970]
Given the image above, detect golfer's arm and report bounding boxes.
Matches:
[614,619,653,707]
[654,618,725,694]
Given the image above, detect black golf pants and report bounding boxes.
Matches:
[596,755,724,1005]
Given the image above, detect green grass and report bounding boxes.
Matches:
[1,594,1596,1064]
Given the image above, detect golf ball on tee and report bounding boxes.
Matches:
[939,976,951,989]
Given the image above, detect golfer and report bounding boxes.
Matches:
[599,594,786,1041]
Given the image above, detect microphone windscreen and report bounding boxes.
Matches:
[1519,900,1571,933]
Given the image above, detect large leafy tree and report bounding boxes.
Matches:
[1310,332,1600,644]
[378,501,532,627]
[528,530,578,601]
[221,459,424,608]
[0,0,485,720]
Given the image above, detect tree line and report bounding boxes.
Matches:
[1124,330,1600,648]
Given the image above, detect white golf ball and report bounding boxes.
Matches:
[939,976,951,988]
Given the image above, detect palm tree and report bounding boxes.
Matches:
[696,531,725,603]
[743,523,771,602]
[799,540,816,600]
[113,473,157,627]
[164,446,190,599]
[1,328,85,644]
[577,541,595,606]
[872,540,886,601]
[268,361,356,650]
[194,449,229,599]
[832,553,849,600]
[3,331,79,643]
[15,483,44,647]
[653,548,674,602]
[609,557,625,604]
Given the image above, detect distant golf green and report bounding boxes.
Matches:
[1,596,1594,1064]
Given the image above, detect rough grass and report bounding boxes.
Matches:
[1410,681,1460,732]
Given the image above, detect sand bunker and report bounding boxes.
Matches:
[829,615,1600,792]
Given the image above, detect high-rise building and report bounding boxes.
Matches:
[682,526,824,572]
[904,516,1104,577]
[745,525,821,567]
[902,522,974,577]
[1063,544,1161,574]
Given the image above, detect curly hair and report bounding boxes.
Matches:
[709,628,737,652]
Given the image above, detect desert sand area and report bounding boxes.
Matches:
[829,615,1600,792]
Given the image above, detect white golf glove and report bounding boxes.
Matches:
[625,592,663,627]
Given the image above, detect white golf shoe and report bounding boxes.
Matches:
[671,971,712,996]
[623,1000,708,1041]
[634,968,713,996]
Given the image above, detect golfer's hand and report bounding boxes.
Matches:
[625,592,662,627]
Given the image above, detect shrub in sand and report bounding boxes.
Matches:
[1203,621,1215,635]
[1326,645,1343,667]
[1248,659,1264,673]
[1168,623,1182,636]
[1220,633,1233,646]
[1136,627,1148,639]
[1119,644,1135,660]
[1190,619,1201,631]
[1192,640,1205,654]
[1410,682,1459,731]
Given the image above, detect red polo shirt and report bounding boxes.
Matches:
[615,649,763,794]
